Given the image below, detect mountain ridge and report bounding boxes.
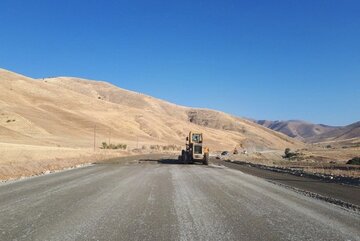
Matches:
[255,119,359,143]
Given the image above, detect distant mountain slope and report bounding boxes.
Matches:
[256,120,337,141]
[309,121,360,143]
[0,68,301,151]
[256,120,359,143]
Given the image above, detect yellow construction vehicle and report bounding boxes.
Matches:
[180,132,209,165]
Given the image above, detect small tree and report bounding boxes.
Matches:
[284,148,291,157]
[101,142,108,149]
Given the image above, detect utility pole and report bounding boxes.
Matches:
[93,124,97,151]
[108,129,111,145]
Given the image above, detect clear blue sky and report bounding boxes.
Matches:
[1,0,359,126]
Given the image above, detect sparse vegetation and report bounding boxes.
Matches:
[150,144,181,151]
[346,157,360,165]
[6,119,15,123]
[101,142,127,150]
[162,144,181,151]
[150,145,161,150]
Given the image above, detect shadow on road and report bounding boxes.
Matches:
[157,158,206,165]
[136,158,183,165]
[138,158,209,165]
[157,158,184,165]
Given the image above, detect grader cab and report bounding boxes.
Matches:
[180,132,209,165]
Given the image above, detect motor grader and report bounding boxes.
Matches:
[179,132,209,165]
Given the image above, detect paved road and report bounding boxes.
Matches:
[215,159,360,206]
[0,159,359,241]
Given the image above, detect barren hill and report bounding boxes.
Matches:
[256,119,359,143]
[0,68,301,153]
[308,121,360,143]
[256,120,337,141]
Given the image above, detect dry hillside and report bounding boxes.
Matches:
[0,68,301,152]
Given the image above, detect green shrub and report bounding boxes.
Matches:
[346,157,360,165]
[101,142,127,150]
[101,142,108,149]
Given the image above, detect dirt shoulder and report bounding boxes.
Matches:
[0,142,178,181]
[0,150,128,181]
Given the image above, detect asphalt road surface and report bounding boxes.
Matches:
[0,158,359,241]
[215,159,360,206]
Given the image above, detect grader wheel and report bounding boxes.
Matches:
[202,152,209,165]
[182,150,188,164]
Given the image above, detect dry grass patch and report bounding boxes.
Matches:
[0,143,131,180]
